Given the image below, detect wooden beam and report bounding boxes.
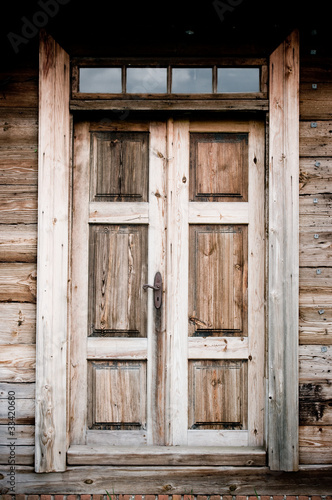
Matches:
[268,30,300,471]
[35,30,70,473]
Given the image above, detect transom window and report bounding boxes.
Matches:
[78,65,261,94]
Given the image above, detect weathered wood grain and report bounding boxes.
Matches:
[0,68,38,108]
[0,224,37,263]
[0,186,37,224]
[1,465,332,495]
[268,29,299,471]
[35,30,70,473]
[0,263,36,302]
[0,382,35,399]
[300,121,332,157]
[89,201,149,224]
[300,382,332,425]
[0,108,37,145]
[0,344,35,383]
[0,303,36,344]
[0,445,34,465]
[0,398,35,424]
[0,157,37,185]
[300,229,332,266]
[299,345,332,383]
[300,83,332,120]
[300,193,332,215]
[67,445,265,466]
[300,158,332,195]
[300,426,332,464]
[0,424,34,445]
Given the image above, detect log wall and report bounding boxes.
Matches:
[0,32,331,479]
[299,47,332,465]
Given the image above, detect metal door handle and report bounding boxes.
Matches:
[143,272,162,309]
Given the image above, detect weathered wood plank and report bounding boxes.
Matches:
[300,158,332,195]
[0,108,38,145]
[166,119,189,445]
[0,445,34,465]
[300,382,332,425]
[188,202,249,224]
[0,382,35,399]
[300,83,332,120]
[0,68,38,108]
[35,30,70,473]
[300,121,332,157]
[89,202,149,224]
[0,424,34,445]
[188,337,248,359]
[0,224,37,263]
[70,99,269,112]
[268,29,299,471]
[1,465,332,495]
[0,186,37,224]
[0,303,36,344]
[87,338,148,359]
[0,263,36,302]
[299,426,332,464]
[300,194,332,215]
[0,399,35,424]
[0,345,35,383]
[0,157,37,185]
[67,445,266,466]
[300,229,332,267]
[299,345,332,383]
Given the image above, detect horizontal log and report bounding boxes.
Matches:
[0,108,38,146]
[67,445,266,466]
[0,398,35,424]
[0,445,34,465]
[300,63,332,83]
[300,121,332,157]
[0,185,37,224]
[300,230,332,267]
[300,426,332,464]
[299,327,332,346]
[0,424,34,445]
[0,344,35,383]
[300,194,332,215]
[0,382,35,399]
[0,224,37,263]
[299,345,332,383]
[300,382,332,425]
[0,158,38,186]
[0,68,38,108]
[300,158,332,195]
[0,263,37,303]
[0,303,36,344]
[1,465,332,495]
[300,267,332,294]
[300,83,332,120]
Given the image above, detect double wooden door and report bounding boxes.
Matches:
[69,116,265,464]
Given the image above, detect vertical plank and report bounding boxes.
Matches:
[268,29,300,471]
[166,119,189,445]
[69,121,90,445]
[35,31,70,472]
[247,120,265,447]
[146,122,167,445]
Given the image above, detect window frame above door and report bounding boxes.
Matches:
[35,29,299,474]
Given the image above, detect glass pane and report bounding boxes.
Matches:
[126,67,167,93]
[217,68,260,93]
[79,68,122,93]
[172,68,212,93]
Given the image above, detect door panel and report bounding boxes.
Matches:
[69,116,265,460]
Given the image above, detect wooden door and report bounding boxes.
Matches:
[69,117,265,463]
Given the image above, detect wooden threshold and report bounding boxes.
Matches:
[67,445,266,466]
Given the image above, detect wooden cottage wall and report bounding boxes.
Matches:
[298,45,332,464]
[0,28,332,476]
[0,54,38,466]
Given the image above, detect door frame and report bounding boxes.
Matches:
[35,29,299,473]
